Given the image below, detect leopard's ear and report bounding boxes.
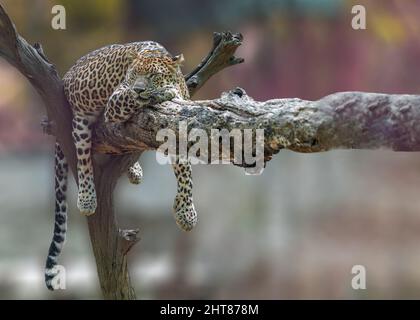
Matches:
[172,53,185,66]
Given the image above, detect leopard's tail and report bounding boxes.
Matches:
[45,142,68,290]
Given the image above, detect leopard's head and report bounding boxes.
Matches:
[128,50,185,93]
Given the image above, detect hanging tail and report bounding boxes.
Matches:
[45,142,68,290]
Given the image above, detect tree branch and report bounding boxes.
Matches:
[185,31,244,96]
[0,5,76,173]
[92,89,420,171]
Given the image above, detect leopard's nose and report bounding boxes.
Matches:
[133,83,146,93]
[133,77,148,93]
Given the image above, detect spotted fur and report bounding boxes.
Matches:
[173,162,197,231]
[45,42,197,290]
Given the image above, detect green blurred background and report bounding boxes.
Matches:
[2,0,420,299]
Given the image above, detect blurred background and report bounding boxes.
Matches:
[1,0,420,299]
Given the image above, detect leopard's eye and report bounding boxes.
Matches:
[148,73,159,82]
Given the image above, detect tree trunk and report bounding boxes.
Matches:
[88,154,141,300]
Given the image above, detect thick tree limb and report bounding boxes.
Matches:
[93,89,420,169]
[0,5,75,170]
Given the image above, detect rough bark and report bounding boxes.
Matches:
[0,4,243,299]
[94,90,420,162]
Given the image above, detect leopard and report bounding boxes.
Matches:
[45,41,198,290]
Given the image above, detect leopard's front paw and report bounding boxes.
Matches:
[173,195,198,231]
[137,86,177,105]
[127,162,143,185]
[77,191,97,216]
[151,86,177,104]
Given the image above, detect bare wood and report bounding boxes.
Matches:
[94,89,420,170]
[185,31,244,96]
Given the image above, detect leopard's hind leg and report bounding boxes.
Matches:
[172,162,197,231]
[45,142,68,290]
[72,114,97,215]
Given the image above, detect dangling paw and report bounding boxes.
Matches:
[151,85,177,104]
[137,85,177,105]
[173,194,198,231]
[127,162,143,185]
[77,191,97,216]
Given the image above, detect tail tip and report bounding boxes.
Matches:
[45,265,65,291]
